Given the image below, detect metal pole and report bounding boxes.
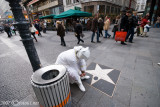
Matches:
[5,0,41,71]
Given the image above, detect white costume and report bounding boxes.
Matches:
[143,24,151,37]
[55,46,90,91]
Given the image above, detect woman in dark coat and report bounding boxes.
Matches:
[98,18,104,37]
[75,20,84,44]
[56,21,66,46]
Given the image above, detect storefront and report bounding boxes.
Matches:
[82,1,121,21]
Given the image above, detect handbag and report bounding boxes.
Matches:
[115,31,127,42]
[80,33,85,38]
[35,31,39,34]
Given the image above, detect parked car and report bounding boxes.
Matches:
[0,26,4,33]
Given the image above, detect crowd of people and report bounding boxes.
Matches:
[55,10,152,46]
[2,10,154,46]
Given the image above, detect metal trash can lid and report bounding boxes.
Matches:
[31,65,66,85]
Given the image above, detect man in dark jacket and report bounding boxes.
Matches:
[4,24,12,38]
[91,14,101,43]
[125,11,138,43]
[75,20,84,44]
[120,10,132,45]
[34,21,42,36]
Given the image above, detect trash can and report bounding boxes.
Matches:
[31,65,71,107]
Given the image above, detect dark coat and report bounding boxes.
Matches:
[57,24,65,37]
[132,16,138,28]
[86,19,92,30]
[4,26,10,32]
[120,15,129,31]
[72,21,77,29]
[98,20,104,30]
[34,23,40,31]
[128,16,136,29]
[75,23,82,35]
[91,18,98,32]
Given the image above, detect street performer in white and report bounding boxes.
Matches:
[55,46,90,92]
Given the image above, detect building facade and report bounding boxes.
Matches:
[81,0,137,16]
[28,0,64,20]
[63,0,82,11]
[136,0,147,13]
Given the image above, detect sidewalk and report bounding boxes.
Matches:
[0,28,160,107]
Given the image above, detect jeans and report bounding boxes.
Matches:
[91,30,99,42]
[126,27,134,42]
[105,30,110,38]
[154,23,160,28]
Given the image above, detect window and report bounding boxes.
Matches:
[111,7,114,14]
[106,6,110,14]
[66,0,72,5]
[141,5,144,10]
[99,5,105,14]
[73,0,79,3]
[137,5,139,10]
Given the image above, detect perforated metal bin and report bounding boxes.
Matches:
[31,65,71,107]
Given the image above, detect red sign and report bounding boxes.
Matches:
[27,0,39,6]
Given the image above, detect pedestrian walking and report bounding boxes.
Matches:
[75,20,84,44]
[86,18,92,31]
[29,24,38,42]
[104,16,111,38]
[56,21,66,46]
[140,16,148,36]
[112,15,121,38]
[72,19,77,31]
[120,10,132,45]
[4,24,12,38]
[142,21,151,37]
[41,21,47,33]
[91,14,101,43]
[125,11,138,43]
[154,16,160,28]
[34,21,42,37]
[10,24,16,35]
[98,18,104,37]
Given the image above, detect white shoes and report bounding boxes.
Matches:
[78,83,85,92]
[76,75,90,92]
[158,63,160,66]
[81,75,90,80]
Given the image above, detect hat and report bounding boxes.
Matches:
[76,47,90,60]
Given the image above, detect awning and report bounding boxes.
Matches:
[39,14,55,19]
[54,9,92,19]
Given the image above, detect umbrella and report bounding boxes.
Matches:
[54,9,92,19]
[39,14,55,19]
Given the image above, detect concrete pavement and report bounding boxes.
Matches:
[0,27,160,107]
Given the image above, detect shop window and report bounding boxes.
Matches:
[111,7,114,14]
[66,0,72,5]
[73,0,79,3]
[84,5,94,14]
[106,6,110,14]
[99,5,105,14]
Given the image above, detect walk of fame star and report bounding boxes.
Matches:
[84,62,121,97]
[86,64,115,85]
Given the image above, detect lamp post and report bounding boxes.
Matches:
[5,0,41,72]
